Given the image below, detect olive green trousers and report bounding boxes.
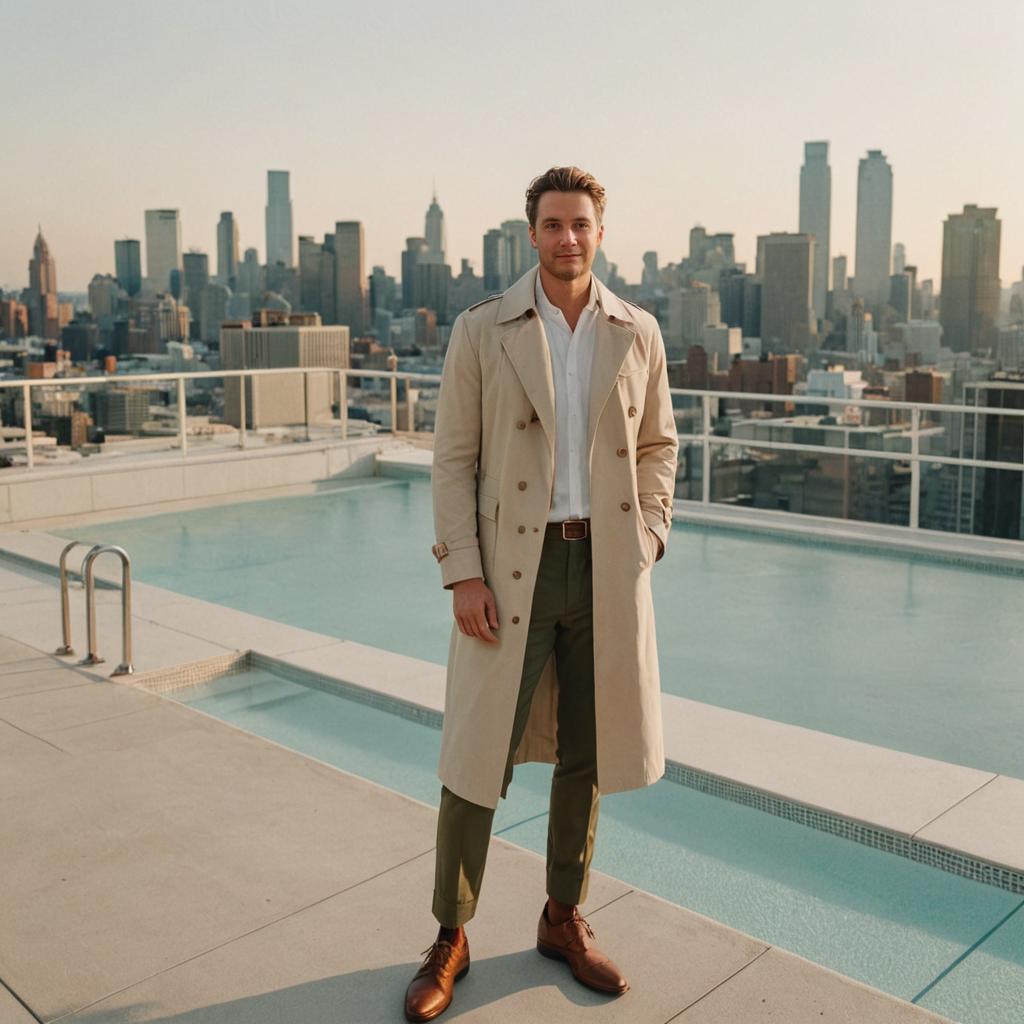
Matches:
[432,531,600,928]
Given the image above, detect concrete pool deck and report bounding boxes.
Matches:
[0,634,952,1023]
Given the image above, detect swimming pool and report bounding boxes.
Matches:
[171,665,1024,1024]
[62,477,1024,779]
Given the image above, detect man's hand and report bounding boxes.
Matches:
[452,578,500,643]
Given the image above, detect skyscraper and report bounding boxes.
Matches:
[501,220,536,281]
[759,232,816,353]
[144,209,182,291]
[893,242,906,275]
[182,251,210,315]
[26,228,59,339]
[853,150,893,309]
[482,229,508,293]
[334,221,367,335]
[799,141,831,323]
[940,205,1001,353]
[641,251,659,295]
[425,191,445,262]
[237,248,263,312]
[217,212,240,286]
[114,239,142,296]
[298,235,322,313]
[266,171,293,268]
[402,237,427,309]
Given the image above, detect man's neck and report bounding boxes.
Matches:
[538,267,592,332]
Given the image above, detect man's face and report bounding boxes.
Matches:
[529,191,604,283]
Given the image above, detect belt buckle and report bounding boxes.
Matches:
[562,520,587,541]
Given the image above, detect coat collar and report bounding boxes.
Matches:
[496,265,638,326]
[496,265,639,460]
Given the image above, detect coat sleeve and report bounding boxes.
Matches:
[432,313,484,588]
[636,321,679,559]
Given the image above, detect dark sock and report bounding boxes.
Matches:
[438,925,461,943]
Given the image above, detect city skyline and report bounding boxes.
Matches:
[4,0,1023,291]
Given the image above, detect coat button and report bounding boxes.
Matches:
[616,447,627,457]
[512,616,520,624]
[628,406,637,417]
[512,570,522,579]
[518,481,527,490]
[517,421,526,429]
[621,502,631,511]
[518,525,526,534]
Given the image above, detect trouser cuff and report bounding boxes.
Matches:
[546,867,588,908]
[432,890,478,928]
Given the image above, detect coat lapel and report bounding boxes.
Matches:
[500,315,557,447]
[587,313,636,457]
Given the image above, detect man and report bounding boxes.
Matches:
[405,166,678,1022]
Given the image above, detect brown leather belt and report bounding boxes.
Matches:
[545,518,591,540]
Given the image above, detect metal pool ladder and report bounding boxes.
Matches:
[56,541,134,676]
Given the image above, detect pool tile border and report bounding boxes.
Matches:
[126,650,1024,899]
[663,763,1024,895]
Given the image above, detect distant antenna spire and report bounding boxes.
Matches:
[432,178,437,203]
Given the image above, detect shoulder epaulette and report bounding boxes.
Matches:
[467,293,503,311]
[621,297,648,312]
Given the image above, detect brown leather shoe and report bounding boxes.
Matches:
[404,931,470,1022]
[536,904,629,995]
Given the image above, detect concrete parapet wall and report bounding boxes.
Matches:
[0,437,409,529]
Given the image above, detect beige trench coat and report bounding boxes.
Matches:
[431,265,678,809]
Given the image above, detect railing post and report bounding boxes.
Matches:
[406,382,415,434]
[177,376,188,458]
[390,375,398,436]
[22,383,33,470]
[338,369,348,440]
[238,371,248,449]
[701,394,711,504]
[909,406,920,530]
[303,370,311,441]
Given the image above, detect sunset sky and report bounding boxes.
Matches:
[5,0,1022,293]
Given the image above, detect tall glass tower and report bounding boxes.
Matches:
[854,150,893,309]
[799,141,831,323]
[266,170,294,268]
[425,191,445,263]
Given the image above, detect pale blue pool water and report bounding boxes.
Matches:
[175,668,1024,1024]
[62,477,1024,778]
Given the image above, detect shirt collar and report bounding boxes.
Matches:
[535,273,600,321]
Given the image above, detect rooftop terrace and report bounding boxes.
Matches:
[2,427,1021,1023]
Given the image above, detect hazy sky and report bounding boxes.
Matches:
[4,0,1022,293]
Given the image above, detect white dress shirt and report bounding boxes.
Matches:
[535,273,600,523]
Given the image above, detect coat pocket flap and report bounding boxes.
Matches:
[478,493,499,521]
[617,364,648,380]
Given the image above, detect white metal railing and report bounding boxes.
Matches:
[3,370,1023,535]
[670,386,1024,531]
[0,366,442,470]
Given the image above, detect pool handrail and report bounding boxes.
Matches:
[55,540,91,656]
[80,544,134,676]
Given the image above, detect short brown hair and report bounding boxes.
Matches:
[525,166,607,228]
